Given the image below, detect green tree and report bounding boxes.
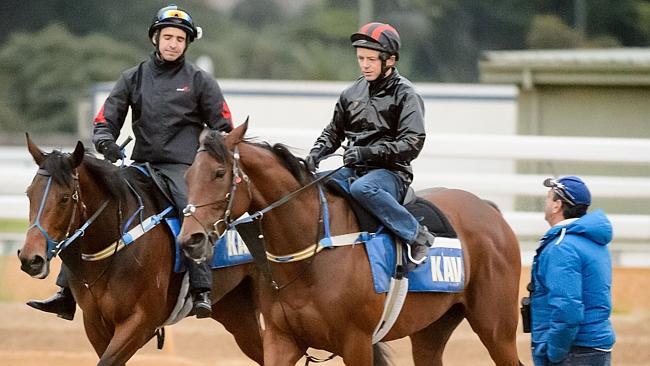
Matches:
[533,0,647,46]
[636,0,650,41]
[527,15,582,49]
[0,24,143,133]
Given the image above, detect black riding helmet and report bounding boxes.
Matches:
[148,4,201,43]
[350,22,401,61]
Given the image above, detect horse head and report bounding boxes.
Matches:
[179,122,253,263]
[18,134,85,278]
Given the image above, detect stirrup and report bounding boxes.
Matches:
[406,243,428,265]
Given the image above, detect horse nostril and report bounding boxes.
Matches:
[19,253,46,277]
[31,255,45,268]
[16,249,21,257]
[188,233,207,249]
[183,232,209,261]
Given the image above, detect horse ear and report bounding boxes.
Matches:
[242,116,249,133]
[26,133,45,166]
[229,117,249,143]
[70,141,85,168]
[199,127,210,145]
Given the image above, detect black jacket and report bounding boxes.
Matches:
[312,69,425,184]
[93,52,232,165]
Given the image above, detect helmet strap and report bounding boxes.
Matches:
[378,53,395,78]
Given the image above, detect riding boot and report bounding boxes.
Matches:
[406,224,435,271]
[186,259,213,318]
[26,286,76,321]
[191,290,212,318]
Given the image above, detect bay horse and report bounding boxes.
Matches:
[17,135,264,365]
[179,122,524,366]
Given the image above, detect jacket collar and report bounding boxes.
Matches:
[151,52,185,72]
[368,68,399,95]
[538,210,612,249]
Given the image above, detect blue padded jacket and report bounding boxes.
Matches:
[531,209,616,363]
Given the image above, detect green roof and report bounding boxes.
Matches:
[479,48,650,87]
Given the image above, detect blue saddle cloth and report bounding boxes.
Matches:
[164,217,186,273]
[210,230,254,269]
[363,230,465,293]
[205,227,464,294]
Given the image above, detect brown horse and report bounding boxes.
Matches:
[17,135,263,365]
[179,122,524,366]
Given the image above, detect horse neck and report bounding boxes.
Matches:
[74,163,127,255]
[240,147,321,255]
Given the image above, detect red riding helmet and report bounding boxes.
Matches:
[350,22,401,60]
[148,4,201,42]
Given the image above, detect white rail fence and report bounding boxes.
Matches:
[2,133,650,265]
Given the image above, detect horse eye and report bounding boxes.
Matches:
[60,194,70,203]
[214,169,226,179]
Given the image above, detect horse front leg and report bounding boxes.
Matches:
[96,315,156,366]
[212,283,264,364]
[262,327,305,366]
[340,332,374,366]
[82,313,113,359]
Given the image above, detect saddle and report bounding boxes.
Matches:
[131,163,176,207]
[130,163,185,272]
[325,180,457,239]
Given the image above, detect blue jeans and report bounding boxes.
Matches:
[533,347,611,366]
[328,168,418,242]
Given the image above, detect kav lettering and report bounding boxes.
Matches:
[226,230,250,257]
[430,255,463,283]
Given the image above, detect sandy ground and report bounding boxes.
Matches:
[0,302,649,366]
[2,256,649,365]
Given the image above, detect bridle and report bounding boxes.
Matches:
[182,145,251,239]
[28,168,109,260]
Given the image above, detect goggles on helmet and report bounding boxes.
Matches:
[157,7,193,24]
[543,178,577,206]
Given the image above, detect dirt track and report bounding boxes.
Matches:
[1,302,649,366]
[2,256,649,365]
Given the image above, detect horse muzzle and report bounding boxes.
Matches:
[180,232,213,264]
[17,249,50,278]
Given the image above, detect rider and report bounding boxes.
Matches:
[26,4,232,320]
[305,22,434,268]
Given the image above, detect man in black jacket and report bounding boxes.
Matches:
[27,4,232,320]
[305,22,434,268]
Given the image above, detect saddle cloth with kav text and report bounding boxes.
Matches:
[363,230,465,293]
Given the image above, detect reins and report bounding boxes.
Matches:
[227,165,343,229]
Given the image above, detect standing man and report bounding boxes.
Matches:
[529,176,616,365]
[304,22,434,268]
[27,4,232,320]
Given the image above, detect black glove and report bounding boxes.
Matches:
[343,147,370,166]
[98,140,123,163]
[304,152,320,173]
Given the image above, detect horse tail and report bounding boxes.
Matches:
[372,342,393,366]
[482,198,501,213]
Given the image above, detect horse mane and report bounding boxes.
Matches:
[202,130,312,185]
[41,149,129,199]
[81,154,130,199]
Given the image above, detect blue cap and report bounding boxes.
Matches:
[543,175,591,206]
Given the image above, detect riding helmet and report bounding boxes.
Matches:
[148,4,201,42]
[351,22,401,60]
